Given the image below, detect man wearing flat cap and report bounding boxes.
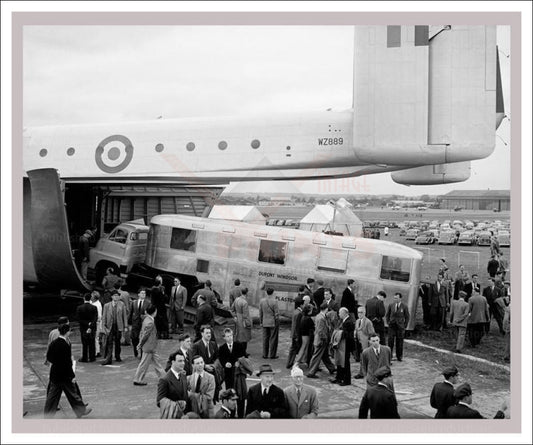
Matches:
[446,383,507,419]
[283,367,318,419]
[450,291,470,353]
[430,366,459,418]
[358,366,400,419]
[245,364,288,418]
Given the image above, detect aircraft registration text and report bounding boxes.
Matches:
[318,137,344,146]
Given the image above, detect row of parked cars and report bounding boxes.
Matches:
[398,219,510,247]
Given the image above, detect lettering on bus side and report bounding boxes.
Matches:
[318,137,344,146]
[259,271,275,278]
[275,296,295,303]
[276,274,298,281]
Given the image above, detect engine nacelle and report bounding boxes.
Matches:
[391,161,471,185]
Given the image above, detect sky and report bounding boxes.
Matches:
[22,24,511,196]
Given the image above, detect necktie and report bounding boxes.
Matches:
[195,374,202,393]
[375,348,379,357]
[206,343,210,359]
[228,344,232,353]
[396,303,400,312]
[297,389,301,402]
[263,388,267,397]
[112,303,117,324]
[138,300,142,311]
[174,287,178,299]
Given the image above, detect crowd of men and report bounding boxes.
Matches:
[418,254,511,359]
[42,263,510,419]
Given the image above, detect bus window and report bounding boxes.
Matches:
[380,256,411,282]
[317,247,348,273]
[170,228,197,252]
[258,240,287,265]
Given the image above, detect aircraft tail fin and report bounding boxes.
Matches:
[353,26,497,164]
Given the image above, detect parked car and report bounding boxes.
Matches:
[399,228,407,237]
[477,231,492,246]
[405,229,420,240]
[458,230,475,245]
[497,230,510,247]
[415,231,437,245]
[438,231,456,245]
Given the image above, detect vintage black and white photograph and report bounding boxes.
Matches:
[3,4,531,443]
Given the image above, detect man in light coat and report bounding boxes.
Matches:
[283,367,318,418]
[169,277,187,334]
[449,291,470,353]
[306,302,336,378]
[259,287,280,359]
[187,355,216,418]
[133,304,165,385]
[353,306,375,379]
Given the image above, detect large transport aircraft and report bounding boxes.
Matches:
[23,25,505,292]
[137,214,423,330]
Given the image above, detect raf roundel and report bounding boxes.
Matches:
[95,135,134,173]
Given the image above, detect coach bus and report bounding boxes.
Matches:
[139,215,423,330]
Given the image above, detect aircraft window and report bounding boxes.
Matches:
[380,255,411,282]
[186,142,195,152]
[155,143,164,152]
[39,149,48,157]
[67,147,75,156]
[109,228,128,244]
[258,239,286,265]
[218,141,228,150]
[170,228,197,252]
[251,140,260,149]
[286,146,291,150]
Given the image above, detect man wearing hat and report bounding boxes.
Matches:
[430,366,459,418]
[450,291,470,353]
[194,295,215,342]
[215,388,239,418]
[245,364,288,418]
[358,366,399,419]
[283,367,318,419]
[101,291,128,365]
[446,383,507,418]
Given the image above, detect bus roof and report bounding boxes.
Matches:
[150,214,422,260]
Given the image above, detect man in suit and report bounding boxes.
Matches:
[76,293,98,362]
[324,288,340,313]
[365,291,386,345]
[165,333,193,375]
[340,279,358,322]
[487,255,500,278]
[129,287,149,358]
[419,277,432,327]
[151,275,170,340]
[228,278,242,307]
[215,388,238,418]
[303,278,315,297]
[385,292,410,362]
[430,366,459,418]
[429,274,451,331]
[483,278,504,334]
[312,279,325,311]
[450,291,470,353]
[360,333,392,387]
[133,304,165,385]
[194,295,215,342]
[218,328,246,391]
[353,306,376,379]
[44,324,92,418]
[307,302,336,378]
[101,291,129,365]
[192,280,217,308]
[446,383,507,419]
[168,277,187,334]
[187,355,216,418]
[283,366,318,418]
[245,364,288,418]
[157,351,190,418]
[331,307,355,386]
[286,304,304,369]
[259,287,280,359]
[358,366,399,419]
[467,291,490,347]
[191,325,221,400]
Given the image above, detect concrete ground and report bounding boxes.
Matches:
[22,318,510,421]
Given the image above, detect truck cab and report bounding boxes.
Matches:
[88,221,149,283]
